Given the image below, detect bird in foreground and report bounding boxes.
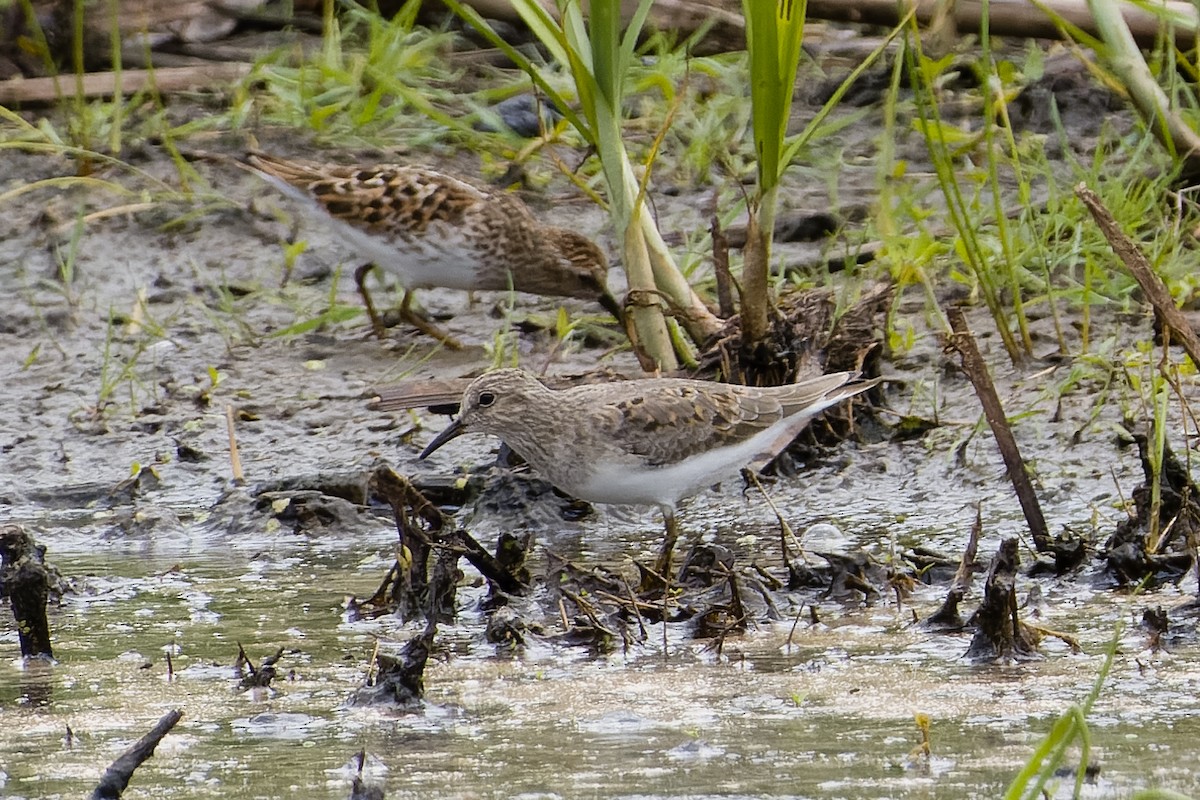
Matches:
[419,369,878,578]
[244,153,622,347]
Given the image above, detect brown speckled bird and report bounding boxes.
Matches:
[245,153,620,346]
[419,369,876,573]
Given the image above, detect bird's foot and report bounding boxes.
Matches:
[354,264,390,340]
[638,517,679,593]
[354,265,464,349]
[397,305,464,350]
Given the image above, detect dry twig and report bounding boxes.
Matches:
[1076,183,1200,371]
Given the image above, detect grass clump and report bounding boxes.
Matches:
[235,0,466,147]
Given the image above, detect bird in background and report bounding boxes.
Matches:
[244,152,622,348]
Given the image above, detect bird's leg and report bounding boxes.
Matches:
[354,263,388,340]
[396,292,464,351]
[354,263,464,350]
[652,508,679,583]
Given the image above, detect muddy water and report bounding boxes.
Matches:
[6,431,1200,799]
[2,128,1200,797]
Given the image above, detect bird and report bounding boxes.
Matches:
[244,153,622,347]
[418,369,878,578]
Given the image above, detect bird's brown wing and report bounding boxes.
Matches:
[587,373,857,467]
[245,154,493,235]
[585,380,783,467]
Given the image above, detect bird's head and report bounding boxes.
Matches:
[419,369,547,459]
[547,229,624,323]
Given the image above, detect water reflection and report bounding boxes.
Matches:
[2,490,1200,799]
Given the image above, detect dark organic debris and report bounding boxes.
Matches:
[107,464,161,504]
[0,524,67,659]
[785,560,827,590]
[722,210,842,249]
[547,553,636,652]
[256,490,365,534]
[351,630,433,709]
[493,531,532,587]
[348,749,387,800]
[818,550,886,603]
[349,466,452,622]
[808,63,894,108]
[698,281,892,405]
[1103,537,1191,588]
[252,471,370,505]
[90,709,184,800]
[475,94,563,137]
[484,604,528,647]
[1102,428,1200,587]
[1010,55,1125,137]
[241,470,374,533]
[350,523,468,708]
[922,504,983,631]
[526,542,791,656]
[348,513,458,705]
[890,414,941,441]
[349,466,535,706]
[455,527,531,596]
[426,535,466,625]
[965,538,1042,663]
[236,644,284,692]
[1141,606,1169,652]
[678,543,736,587]
[692,570,750,644]
[206,479,385,541]
[905,546,969,587]
[1052,761,1103,784]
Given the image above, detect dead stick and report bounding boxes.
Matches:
[456,0,1196,48]
[225,405,245,483]
[445,529,526,595]
[745,470,802,565]
[710,216,736,319]
[945,308,1052,552]
[90,709,184,800]
[805,0,1198,48]
[951,502,983,595]
[785,603,806,650]
[1075,183,1200,371]
[924,501,985,626]
[0,64,253,105]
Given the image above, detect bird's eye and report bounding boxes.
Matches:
[478,391,496,407]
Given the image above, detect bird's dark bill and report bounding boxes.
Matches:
[419,417,466,459]
[598,290,625,326]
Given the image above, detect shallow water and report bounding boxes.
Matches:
[6,452,1200,800]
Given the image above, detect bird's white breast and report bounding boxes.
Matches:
[573,412,820,510]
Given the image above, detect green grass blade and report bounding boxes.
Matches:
[743,0,808,192]
[586,0,620,111]
[619,0,656,75]
[512,0,573,71]
[780,11,906,166]
[444,0,593,141]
